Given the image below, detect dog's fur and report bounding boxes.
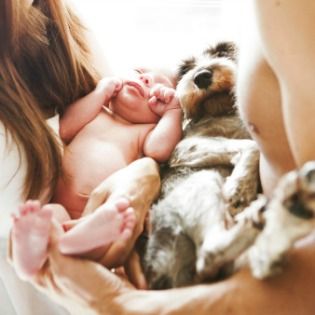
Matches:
[140,42,260,289]
[245,161,315,279]
[140,42,315,290]
[214,160,315,280]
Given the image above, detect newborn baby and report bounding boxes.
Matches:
[11,68,182,280]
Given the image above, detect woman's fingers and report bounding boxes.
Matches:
[124,251,148,289]
[83,182,110,216]
[98,238,133,268]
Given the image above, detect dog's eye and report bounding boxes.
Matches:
[205,42,237,61]
[177,58,196,79]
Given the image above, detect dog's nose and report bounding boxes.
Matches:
[193,70,212,89]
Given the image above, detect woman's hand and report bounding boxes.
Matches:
[31,204,315,315]
[82,157,160,270]
[124,250,148,289]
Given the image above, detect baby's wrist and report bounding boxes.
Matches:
[164,102,181,112]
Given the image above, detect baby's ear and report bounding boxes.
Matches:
[204,42,238,62]
[176,57,196,83]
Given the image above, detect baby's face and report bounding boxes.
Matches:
[111,69,174,124]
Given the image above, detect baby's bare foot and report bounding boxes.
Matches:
[11,200,52,280]
[59,197,136,255]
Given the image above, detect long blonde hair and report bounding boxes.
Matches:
[0,0,100,200]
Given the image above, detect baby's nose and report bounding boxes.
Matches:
[140,73,152,87]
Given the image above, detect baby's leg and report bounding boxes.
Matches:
[11,200,69,280]
[59,197,136,255]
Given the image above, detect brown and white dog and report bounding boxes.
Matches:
[140,42,260,289]
[141,42,315,290]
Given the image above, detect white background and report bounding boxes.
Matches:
[71,0,241,73]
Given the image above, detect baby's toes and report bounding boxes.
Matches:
[120,207,136,240]
[38,207,53,221]
[123,207,136,228]
[19,200,40,216]
[114,197,130,212]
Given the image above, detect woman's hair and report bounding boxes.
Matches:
[0,0,100,200]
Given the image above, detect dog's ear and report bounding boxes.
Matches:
[176,57,196,83]
[204,42,237,61]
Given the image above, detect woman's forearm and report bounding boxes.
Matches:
[118,235,315,315]
[84,157,160,226]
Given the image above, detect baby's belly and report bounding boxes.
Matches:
[54,138,137,218]
[69,141,130,190]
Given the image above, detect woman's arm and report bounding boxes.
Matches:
[35,225,315,315]
[82,157,161,268]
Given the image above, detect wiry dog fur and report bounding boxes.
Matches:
[140,42,315,290]
[140,42,260,289]
[245,161,315,279]
[211,160,315,280]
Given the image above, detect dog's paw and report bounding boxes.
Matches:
[247,161,315,280]
[196,227,249,280]
[223,176,258,215]
[249,240,286,279]
[170,145,206,167]
[196,249,223,280]
[169,137,231,168]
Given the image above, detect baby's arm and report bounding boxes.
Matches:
[60,78,122,143]
[143,86,182,162]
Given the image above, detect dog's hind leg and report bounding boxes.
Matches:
[249,161,315,279]
[196,195,267,280]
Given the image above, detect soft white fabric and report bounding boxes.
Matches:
[0,117,68,315]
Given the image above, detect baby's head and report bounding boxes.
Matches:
[110,68,176,124]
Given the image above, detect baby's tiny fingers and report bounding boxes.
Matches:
[114,79,123,90]
[163,89,175,104]
[112,79,123,96]
[148,95,158,106]
[149,83,166,97]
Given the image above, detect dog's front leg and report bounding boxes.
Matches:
[196,195,267,279]
[223,141,260,215]
[169,137,256,169]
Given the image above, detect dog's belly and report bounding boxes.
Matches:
[143,168,231,289]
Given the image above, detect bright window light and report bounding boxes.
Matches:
[72,0,240,73]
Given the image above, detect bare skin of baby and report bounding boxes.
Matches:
[11,69,182,280]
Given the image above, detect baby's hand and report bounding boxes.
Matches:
[148,85,181,117]
[96,77,123,99]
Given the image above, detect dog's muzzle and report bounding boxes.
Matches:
[193,69,212,89]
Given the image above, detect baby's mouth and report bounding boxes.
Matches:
[125,81,145,98]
